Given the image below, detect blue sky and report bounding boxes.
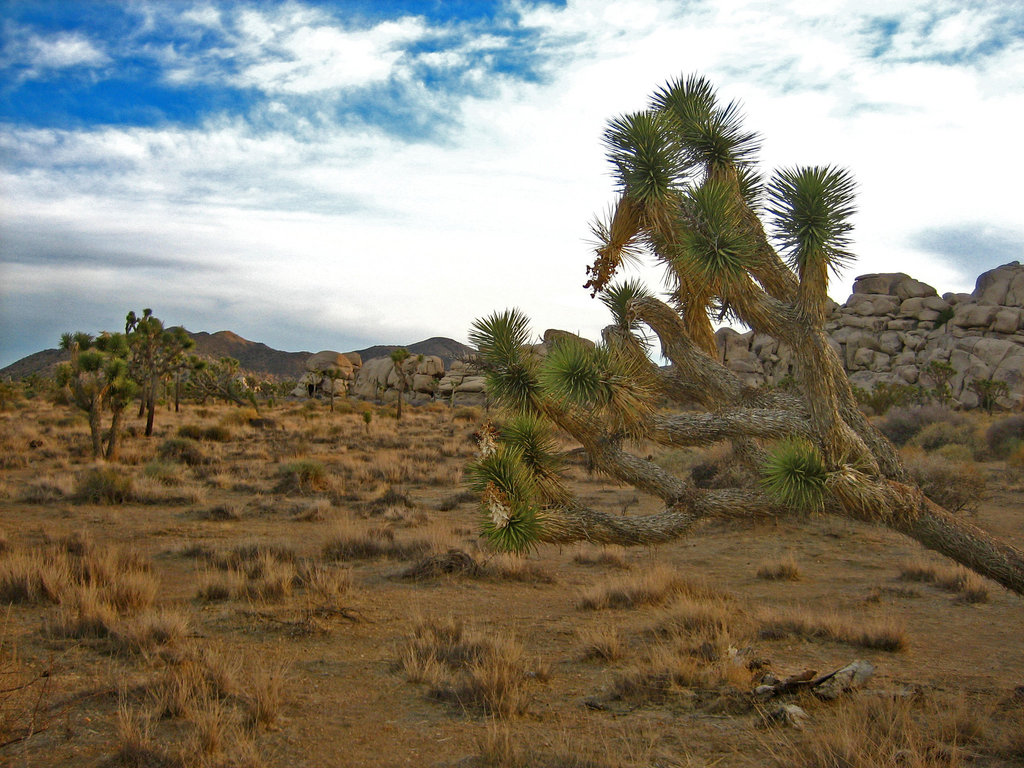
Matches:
[2,0,1023,368]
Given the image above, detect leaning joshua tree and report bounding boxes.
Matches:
[468,74,1024,595]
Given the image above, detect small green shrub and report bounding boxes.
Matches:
[76,468,135,504]
[177,424,204,440]
[142,461,182,486]
[855,382,924,415]
[985,415,1024,459]
[910,421,974,452]
[277,460,329,493]
[157,438,206,466]
[905,454,986,514]
[202,425,232,442]
[877,406,961,446]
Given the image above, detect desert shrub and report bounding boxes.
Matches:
[143,460,183,486]
[453,406,482,422]
[219,407,259,426]
[756,555,801,581]
[177,424,204,440]
[855,381,923,415]
[158,437,206,466]
[202,425,232,442]
[876,405,961,446]
[75,467,135,504]
[277,460,329,493]
[401,617,536,718]
[985,414,1024,459]
[911,421,975,452]
[905,453,986,514]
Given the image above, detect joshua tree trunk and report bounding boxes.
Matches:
[467,74,1024,596]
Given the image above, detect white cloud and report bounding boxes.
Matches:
[3,0,1024,367]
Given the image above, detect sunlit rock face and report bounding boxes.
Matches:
[715,262,1024,410]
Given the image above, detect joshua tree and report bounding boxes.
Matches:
[323,367,345,412]
[57,331,137,460]
[390,347,411,421]
[125,309,195,436]
[468,74,1024,595]
[186,356,251,408]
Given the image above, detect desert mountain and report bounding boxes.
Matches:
[0,330,473,381]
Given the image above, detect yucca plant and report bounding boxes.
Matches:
[469,73,1024,596]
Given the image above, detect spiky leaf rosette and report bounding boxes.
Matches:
[672,178,756,288]
[501,413,568,504]
[604,110,684,208]
[469,309,540,414]
[466,446,543,554]
[762,439,828,513]
[767,166,856,279]
[538,339,654,438]
[651,74,761,178]
[600,278,653,333]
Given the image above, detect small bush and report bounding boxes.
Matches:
[277,460,329,493]
[756,555,801,581]
[905,453,986,514]
[985,414,1024,459]
[877,405,961,446]
[203,425,232,442]
[158,437,206,466]
[911,421,975,452]
[75,467,135,504]
[177,424,204,440]
[143,460,183,486]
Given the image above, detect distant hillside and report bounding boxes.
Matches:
[0,348,68,380]
[0,332,474,381]
[350,337,473,368]
[189,331,310,379]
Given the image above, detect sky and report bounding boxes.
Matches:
[2,0,1023,369]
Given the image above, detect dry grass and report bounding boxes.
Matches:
[577,565,719,611]
[401,616,540,718]
[573,544,630,569]
[756,554,802,581]
[1,397,1021,766]
[764,691,1024,768]
[321,517,430,562]
[899,558,990,603]
[756,606,908,651]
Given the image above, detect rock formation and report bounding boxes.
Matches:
[291,263,1024,411]
[716,261,1024,409]
[290,351,362,398]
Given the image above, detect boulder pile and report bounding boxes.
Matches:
[716,261,1024,409]
[295,262,1024,411]
[290,351,362,398]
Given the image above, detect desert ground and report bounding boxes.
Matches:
[1,392,1022,767]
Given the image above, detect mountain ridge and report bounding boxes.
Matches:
[0,331,473,381]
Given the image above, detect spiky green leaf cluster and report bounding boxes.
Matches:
[651,74,761,177]
[600,278,652,333]
[500,413,566,502]
[469,309,540,414]
[761,439,828,513]
[672,179,755,284]
[767,165,856,277]
[538,338,654,438]
[604,111,683,205]
[466,446,543,554]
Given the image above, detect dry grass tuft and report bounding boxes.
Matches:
[322,518,430,562]
[402,616,540,718]
[756,554,801,581]
[898,559,990,603]
[573,544,631,569]
[577,566,719,611]
[757,607,907,651]
[762,691,1023,767]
